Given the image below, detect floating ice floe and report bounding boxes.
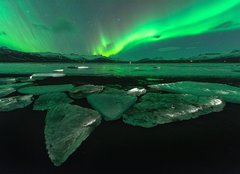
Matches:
[149,81,240,104]
[69,84,104,99]
[53,69,64,73]
[67,66,89,69]
[0,78,16,85]
[77,66,89,69]
[0,95,34,112]
[0,88,16,98]
[33,92,73,111]
[18,84,74,95]
[0,82,33,90]
[87,89,137,121]
[153,66,161,70]
[127,88,146,97]
[123,93,225,128]
[45,104,101,166]
[29,73,66,80]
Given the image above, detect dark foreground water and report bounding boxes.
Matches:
[0,74,240,174]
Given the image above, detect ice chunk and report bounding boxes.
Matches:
[69,84,104,99]
[127,88,146,96]
[123,93,225,128]
[30,73,65,80]
[18,84,74,95]
[149,81,240,104]
[87,91,137,121]
[67,66,89,69]
[103,87,126,95]
[0,88,16,98]
[45,104,101,166]
[0,82,33,89]
[0,95,33,112]
[53,69,64,73]
[77,66,89,69]
[0,78,16,85]
[33,92,73,111]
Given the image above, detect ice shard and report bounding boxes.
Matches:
[149,81,240,104]
[123,93,225,128]
[18,84,74,95]
[0,88,16,98]
[33,92,73,111]
[87,89,137,121]
[69,84,104,99]
[0,82,33,90]
[30,73,66,80]
[127,88,146,96]
[45,104,101,166]
[0,95,34,112]
[0,78,16,85]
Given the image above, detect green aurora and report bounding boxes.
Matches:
[0,0,240,59]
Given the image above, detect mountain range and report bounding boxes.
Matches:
[0,47,240,63]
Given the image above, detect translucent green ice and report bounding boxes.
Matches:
[18,84,74,95]
[0,95,34,112]
[0,88,16,98]
[87,89,137,121]
[33,92,73,111]
[123,93,225,128]
[149,81,240,104]
[69,84,104,99]
[0,82,33,89]
[0,78,16,85]
[45,104,101,166]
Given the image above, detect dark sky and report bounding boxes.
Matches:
[0,0,240,60]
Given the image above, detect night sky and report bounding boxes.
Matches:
[0,0,240,60]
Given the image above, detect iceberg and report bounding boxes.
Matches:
[123,93,225,128]
[0,95,34,112]
[33,92,74,111]
[53,69,64,73]
[29,73,66,80]
[87,89,137,121]
[0,88,16,98]
[18,84,74,95]
[149,81,240,104]
[69,84,104,99]
[45,104,101,166]
[127,88,146,96]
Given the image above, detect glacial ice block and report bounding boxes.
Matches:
[0,88,16,98]
[33,92,73,111]
[0,78,16,85]
[45,104,101,166]
[0,95,34,112]
[0,82,33,89]
[127,88,146,97]
[87,91,137,121]
[69,84,104,99]
[123,93,225,128]
[18,84,74,95]
[149,81,240,104]
[30,73,66,80]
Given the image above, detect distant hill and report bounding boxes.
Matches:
[1,47,240,63]
[136,50,240,63]
[87,57,126,63]
[0,47,85,63]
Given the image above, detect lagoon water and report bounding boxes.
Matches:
[0,63,240,173]
[0,63,240,79]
